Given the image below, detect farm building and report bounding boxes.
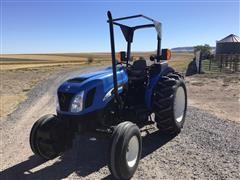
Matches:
[216,34,240,54]
[214,34,240,72]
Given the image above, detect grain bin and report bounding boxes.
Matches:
[216,34,240,54]
[215,34,240,72]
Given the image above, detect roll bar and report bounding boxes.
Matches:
[107,11,162,102]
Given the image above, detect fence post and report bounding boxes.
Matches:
[209,57,212,71]
[236,54,240,72]
[220,55,223,72]
[230,56,232,71]
[233,55,237,72]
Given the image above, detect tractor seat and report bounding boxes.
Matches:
[128,59,147,81]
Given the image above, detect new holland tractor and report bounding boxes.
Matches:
[30,11,187,179]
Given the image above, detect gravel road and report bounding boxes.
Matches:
[1,67,240,179]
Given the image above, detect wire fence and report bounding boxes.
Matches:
[202,54,240,73]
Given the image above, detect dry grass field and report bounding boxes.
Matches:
[0,53,110,70]
[0,52,193,70]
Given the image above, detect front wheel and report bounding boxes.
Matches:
[30,114,72,160]
[153,72,187,135]
[108,121,142,180]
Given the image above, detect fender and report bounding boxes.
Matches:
[145,62,175,109]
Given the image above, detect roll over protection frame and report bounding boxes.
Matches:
[107,11,162,104]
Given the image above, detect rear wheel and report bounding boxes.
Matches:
[30,114,72,160]
[153,72,187,135]
[108,121,142,180]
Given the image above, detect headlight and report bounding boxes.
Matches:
[70,91,84,113]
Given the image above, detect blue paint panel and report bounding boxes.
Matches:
[57,66,128,115]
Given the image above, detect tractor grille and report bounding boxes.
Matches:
[58,92,75,111]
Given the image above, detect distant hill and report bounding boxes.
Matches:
[171,46,215,53]
[171,47,194,53]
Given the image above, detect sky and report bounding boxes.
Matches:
[1,0,240,54]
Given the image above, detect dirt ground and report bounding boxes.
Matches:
[186,73,240,122]
[0,67,239,180]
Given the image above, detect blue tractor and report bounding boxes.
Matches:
[30,11,187,179]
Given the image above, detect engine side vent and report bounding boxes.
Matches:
[58,92,75,111]
[67,77,87,83]
[85,88,96,108]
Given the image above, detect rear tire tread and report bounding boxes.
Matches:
[153,72,187,134]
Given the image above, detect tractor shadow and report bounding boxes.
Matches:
[0,130,175,180]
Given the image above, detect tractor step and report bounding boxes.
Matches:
[82,127,114,139]
[95,128,113,134]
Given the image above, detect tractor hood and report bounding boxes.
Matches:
[58,66,127,94]
[57,66,128,114]
[77,67,113,79]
